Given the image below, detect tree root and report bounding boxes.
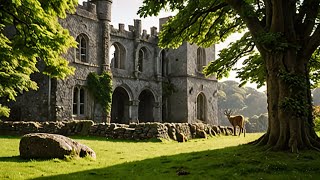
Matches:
[247,134,264,145]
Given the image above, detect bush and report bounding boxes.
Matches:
[314,117,320,132]
[313,106,320,132]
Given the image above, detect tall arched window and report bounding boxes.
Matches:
[110,43,126,69]
[138,47,148,72]
[75,34,88,62]
[196,48,206,72]
[138,49,144,72]
[73,86,86,116]
[160,50,168,77]
[196,93,206,121]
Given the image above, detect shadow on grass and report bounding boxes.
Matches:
[0,135,21,139]
[32,144,320,180]
[71,136,164,143]
[0,155,56,163]
[0,135,163,143]
[0,156,27,162]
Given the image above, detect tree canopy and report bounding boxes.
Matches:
[0,0,78,117]
[139,0,320,152]
[139,0,320,88]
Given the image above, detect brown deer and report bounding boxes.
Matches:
[224,109,245,137]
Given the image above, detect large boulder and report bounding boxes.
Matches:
[19,133,96,159]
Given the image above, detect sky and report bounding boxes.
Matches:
[79,0,266,92]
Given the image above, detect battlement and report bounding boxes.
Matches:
[75,1,168,43]
[76,1,112,21]
[78,1,97,14]
[110,19,158,43]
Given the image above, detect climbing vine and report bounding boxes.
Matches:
[279,71,309,117]
[87,72,113,114]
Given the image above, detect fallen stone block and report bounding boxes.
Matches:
[19,133,96,159]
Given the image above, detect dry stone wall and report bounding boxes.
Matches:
[0,121,233,141]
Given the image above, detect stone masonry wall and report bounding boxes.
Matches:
[0,121,233,141]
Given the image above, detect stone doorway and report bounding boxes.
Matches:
[196,93,206,122]
[138,90,155,122]
[111,87,130,124]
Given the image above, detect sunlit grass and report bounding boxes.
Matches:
[1,133,320,179]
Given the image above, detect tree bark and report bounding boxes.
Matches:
[253,50,320,152]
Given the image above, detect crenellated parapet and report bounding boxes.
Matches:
[110,20,159,44]
[74,1,98,20]
[74,0,112,21]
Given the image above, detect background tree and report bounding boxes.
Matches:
[246,113,268,133]
[0,0,77,117]
[139,0,320,152]
[217,80,267,126]
[313,88,320,106]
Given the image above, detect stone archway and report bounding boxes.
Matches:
[138,89,155,122]
[111,87,130,124]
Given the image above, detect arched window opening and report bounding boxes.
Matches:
[80,88,85,115]
[196,93,206,121]
[110,43,126,69]
[138,49,144,72]
[75,34,88,62]
[160,50,168,77]
[196,48,206,72]
[73,86,86,116]
[73,88,78,115]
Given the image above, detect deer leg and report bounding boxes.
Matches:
[239,127,242,136]
[233,126,236,136]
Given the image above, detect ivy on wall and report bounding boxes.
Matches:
[87,72,113,114]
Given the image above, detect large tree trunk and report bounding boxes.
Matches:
[253,50,320,152]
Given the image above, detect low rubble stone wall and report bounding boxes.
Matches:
[0,120,233,141]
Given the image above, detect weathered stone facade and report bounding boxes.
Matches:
[5,0,218,125]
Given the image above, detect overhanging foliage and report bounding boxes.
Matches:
[0,0,77,117]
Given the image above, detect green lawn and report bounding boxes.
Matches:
[1,134,320,179]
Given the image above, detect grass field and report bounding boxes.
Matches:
[1,134,320,179]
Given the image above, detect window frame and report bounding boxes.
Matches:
[75,34,89,63]
[72,86,86,117]
[196,48,206,72]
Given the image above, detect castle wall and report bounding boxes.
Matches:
[3,1,218,125]
[55,5,103,121]
[4,63,56,121]
[166,43,188,76]
[186,43,216,76]
[167,77,188,122]
[187,77,218,124]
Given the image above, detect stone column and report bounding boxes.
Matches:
[154,102,162,122]
[154,48,162,81]
[101,21,110,71]
[94,0,112,71]
[129,100,140,122]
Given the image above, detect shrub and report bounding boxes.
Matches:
[313,106,320,132]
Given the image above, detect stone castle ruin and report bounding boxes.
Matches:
[6,0,218,125]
